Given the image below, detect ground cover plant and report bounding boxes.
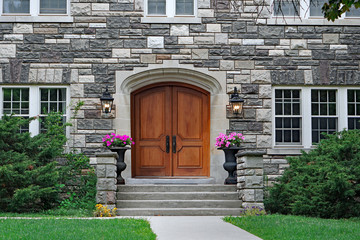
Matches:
[224,215,360,240]
[0,218,156,240]
[264,129,360,219]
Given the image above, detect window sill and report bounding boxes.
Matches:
[267,17,360,26]
[268,148,310,155]
[141,16,201,24]
[0,15,73,23]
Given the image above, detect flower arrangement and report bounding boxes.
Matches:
[102,133,134,148]
[94,204,117,217]
[215,132,244,148]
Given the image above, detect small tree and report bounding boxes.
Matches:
[264,130,360,219]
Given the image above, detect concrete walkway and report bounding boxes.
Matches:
[148,216,262,240]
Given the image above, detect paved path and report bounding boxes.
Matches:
[148,216,262,240]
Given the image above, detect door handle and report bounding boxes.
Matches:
[172,136,176,153]
[166,135,170,153]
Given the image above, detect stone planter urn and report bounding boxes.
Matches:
[220,148,241,185]
[109,147,130,185]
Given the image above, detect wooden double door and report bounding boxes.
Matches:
[131,83,210,177]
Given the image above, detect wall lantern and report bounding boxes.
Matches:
[229,87,244,115]
[100,86,114,114]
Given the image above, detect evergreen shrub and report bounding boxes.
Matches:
[0,112,96,212]
[264,130,360,219]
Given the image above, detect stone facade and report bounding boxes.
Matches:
[1,0,360,183]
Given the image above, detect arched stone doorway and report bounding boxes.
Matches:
[115,62,228,183]
[131,82,210,177]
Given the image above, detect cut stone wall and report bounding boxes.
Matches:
[1,0,360,182]
[95,152,117,210]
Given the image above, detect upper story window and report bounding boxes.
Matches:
[273,87,360,149]
[0,86,69,136]
[271,0,360,20]
[0,0,72,22]
[142,0,200,23]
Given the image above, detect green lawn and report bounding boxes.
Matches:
[224,214,360,240]
[0,218,156,240]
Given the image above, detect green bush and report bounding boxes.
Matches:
[0,111,96,213]
[264,130,360,219]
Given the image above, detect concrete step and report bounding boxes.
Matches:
[116,200,241,208]
[116,192,239,200]
[116,208,242,216]
[117,184,236,193]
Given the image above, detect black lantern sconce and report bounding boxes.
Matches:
[229,87,244,116]
[100,86,114,114]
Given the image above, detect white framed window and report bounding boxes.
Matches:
[0,85,70,136]
[0,0,72,22]
[142,0,200,23]
[270,0,360,24]
[272,87,359,149]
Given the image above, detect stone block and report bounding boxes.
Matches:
[70,84,84,97]
[245,176,263,188]
[207,24,221,32]
[4,34,23,41]
[170,25,189,36]
[291,39,307,49]
[235,61,255,70]
[141,54,156,63]
[71,3,91,15]
[258,85,271,98]
[240,156,263,168]
[94,119,112,130]
[220,60,234,70]
[257,135,272,148]
[113,49,131,58]
[106,165,116,178]
[92,3,109,11]
[74,135,86,148]
[13,23,33,33]
[97,178,117,191]
[251,70,271,83]
[106,191,116,204]
[256,109,271,122]
[97,157,116,165]
[96,165,106,178]
[192,49,208,59]
[0,44,16,58]
[323,33,339,44]
[96,191,106,203]
[215,33,228,44]
[78,119,94,130]
[148,37,164,48]
[243,39,264,45]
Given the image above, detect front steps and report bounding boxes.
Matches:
[116,184,242,216]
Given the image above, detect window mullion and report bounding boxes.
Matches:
[338,88,347,130]
[167,0,175,17]
[29,87,39,136]
[30,0,39,16]
[302,88,312,148]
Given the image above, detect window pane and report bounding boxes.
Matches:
[348,90,355,102]
[275,118,282,128]
[284,103,291,115]
[3,0,30,13]
[176,0,194,15]
[293,103,300,115]
[284,130,291,142]
[3,89,11,101]
[148,0,166,15]
[275,89,282,98]
[50,89,57,101]
[284,118,291,128]
[293,130,300,142]
[320,90,327,102]
[276,130,282,142]
[41,89,48,101]
[40,0,67,14]
[275,103,283,115]
[311,90,318,102]
[273,1,300,16]
[310,0,326,17]
[312,103,319,115]
[346,6,360,17]
[292,118,300,128]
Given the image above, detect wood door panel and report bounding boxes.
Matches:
[176,90,202,140]
[177,147,202,168]
[139,91,166,140]
[140,146,166,167]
